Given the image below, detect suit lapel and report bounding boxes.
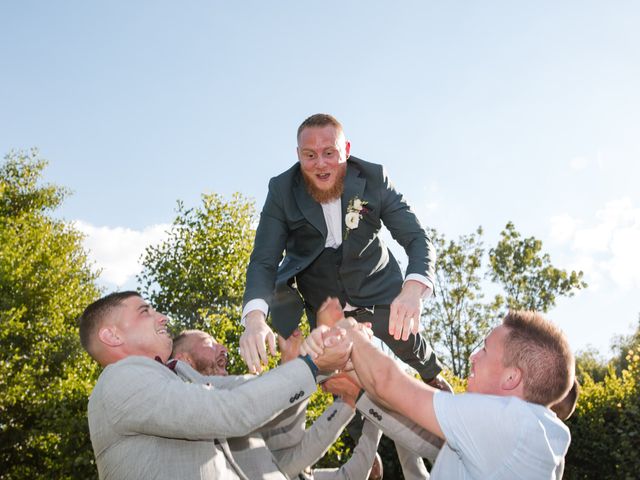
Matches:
[293,173,327,239]
[219,439,251,480]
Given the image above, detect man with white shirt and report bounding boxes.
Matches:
[344,308,575,479]
[240,113,443,389]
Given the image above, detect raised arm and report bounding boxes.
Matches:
[349,327,445,439]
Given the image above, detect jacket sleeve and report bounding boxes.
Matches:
[270,400,355,478]
[242,177,290,308]
[312,419,383,480]
[97,356,317,440]
[356,393,443,462]
[378,166,436,287]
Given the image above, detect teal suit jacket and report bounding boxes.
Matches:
[243,156,435,337]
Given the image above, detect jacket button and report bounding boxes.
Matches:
[290,397,295,403]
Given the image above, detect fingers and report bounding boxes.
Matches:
[389,301,419,341]
[323,327,346,348]
[240,332,262,374]
[266,330,277,356]
[239,322,275,374]
[302,327,326,359]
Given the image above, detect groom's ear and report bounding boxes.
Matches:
[98,325,124,347]
[345,140,351,158]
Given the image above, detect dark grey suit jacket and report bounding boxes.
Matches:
[243,156,435,336]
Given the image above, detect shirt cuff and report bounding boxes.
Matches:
[299,354,319,380]
[241,299,269,327]
[404,274,433,299]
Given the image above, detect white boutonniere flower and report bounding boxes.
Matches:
[344,196,369,239]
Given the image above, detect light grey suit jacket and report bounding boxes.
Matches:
[175,362,355,479]
[88,356,316,480]
[310,419,383,480]
[356,394,444,462]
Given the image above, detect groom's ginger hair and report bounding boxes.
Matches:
[297,113,344,141]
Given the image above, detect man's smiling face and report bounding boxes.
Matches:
[467,325,511,395]
[297,124,349,203]
[111,296,173,362]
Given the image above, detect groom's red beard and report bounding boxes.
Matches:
[302,163,347,204]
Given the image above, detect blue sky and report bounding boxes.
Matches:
[2,2,639,357]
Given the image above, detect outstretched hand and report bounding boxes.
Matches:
[389,280,424,341]
[311,325,353,373]
[239,310,277,374]
[277,328,303,364]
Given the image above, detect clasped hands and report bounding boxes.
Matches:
[240,280,424,374]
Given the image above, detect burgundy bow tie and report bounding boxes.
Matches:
[155,356,178,372]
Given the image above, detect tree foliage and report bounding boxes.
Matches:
[422,227,502,377]
[488,221,586,312]
[564,348,640,479]
[138,192,257,374]
[422,222,582,378]
[0,150,100,479]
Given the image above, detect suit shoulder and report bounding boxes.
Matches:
[348,156,384,179]
[98,356,165,384]
[269,162,301,190]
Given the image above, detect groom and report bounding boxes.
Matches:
[240,113,443,386]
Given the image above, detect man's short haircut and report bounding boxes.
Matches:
[297,113,344,141]
[551,378,580,421]
[79,291,140,359]
[502,311,574,406]
[171,329,203,358]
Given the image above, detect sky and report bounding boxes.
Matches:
[2,2,639,358]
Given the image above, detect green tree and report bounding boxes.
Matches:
[137,192,256,374]
[564,349,640,479]
[422,227,503,378]
[0,150,100,479]
[489,221,586,312]
[137,192,351,468]
[575,346,609,383]
[609,315,640,376]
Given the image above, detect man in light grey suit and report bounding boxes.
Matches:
[78,291,352,480]
[173,328,385,480]
[171,329,357,479]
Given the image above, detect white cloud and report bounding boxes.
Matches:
[74,221,171,287]
[569,156,588,171]
[549,214,582,244]
[549,198,640,291]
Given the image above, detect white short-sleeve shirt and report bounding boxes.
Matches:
[430,391,570,479]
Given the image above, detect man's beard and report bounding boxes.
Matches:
[302,164,347,204]
[195,357,227,376]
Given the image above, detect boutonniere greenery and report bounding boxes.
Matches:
[344,196,369,238]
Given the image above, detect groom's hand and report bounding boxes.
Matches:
[240,310,276,374]
[389,280,424,341]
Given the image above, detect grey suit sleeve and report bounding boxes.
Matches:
[356,394,443,462]
[271,400,355,478]
[378,166,435,286]
[174,360,254,389]
[312,419,383,480]
[98,356,316,440]
[243,177,290,307]
[396,443,430,480]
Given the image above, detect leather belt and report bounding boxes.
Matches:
[344,305,390,317]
